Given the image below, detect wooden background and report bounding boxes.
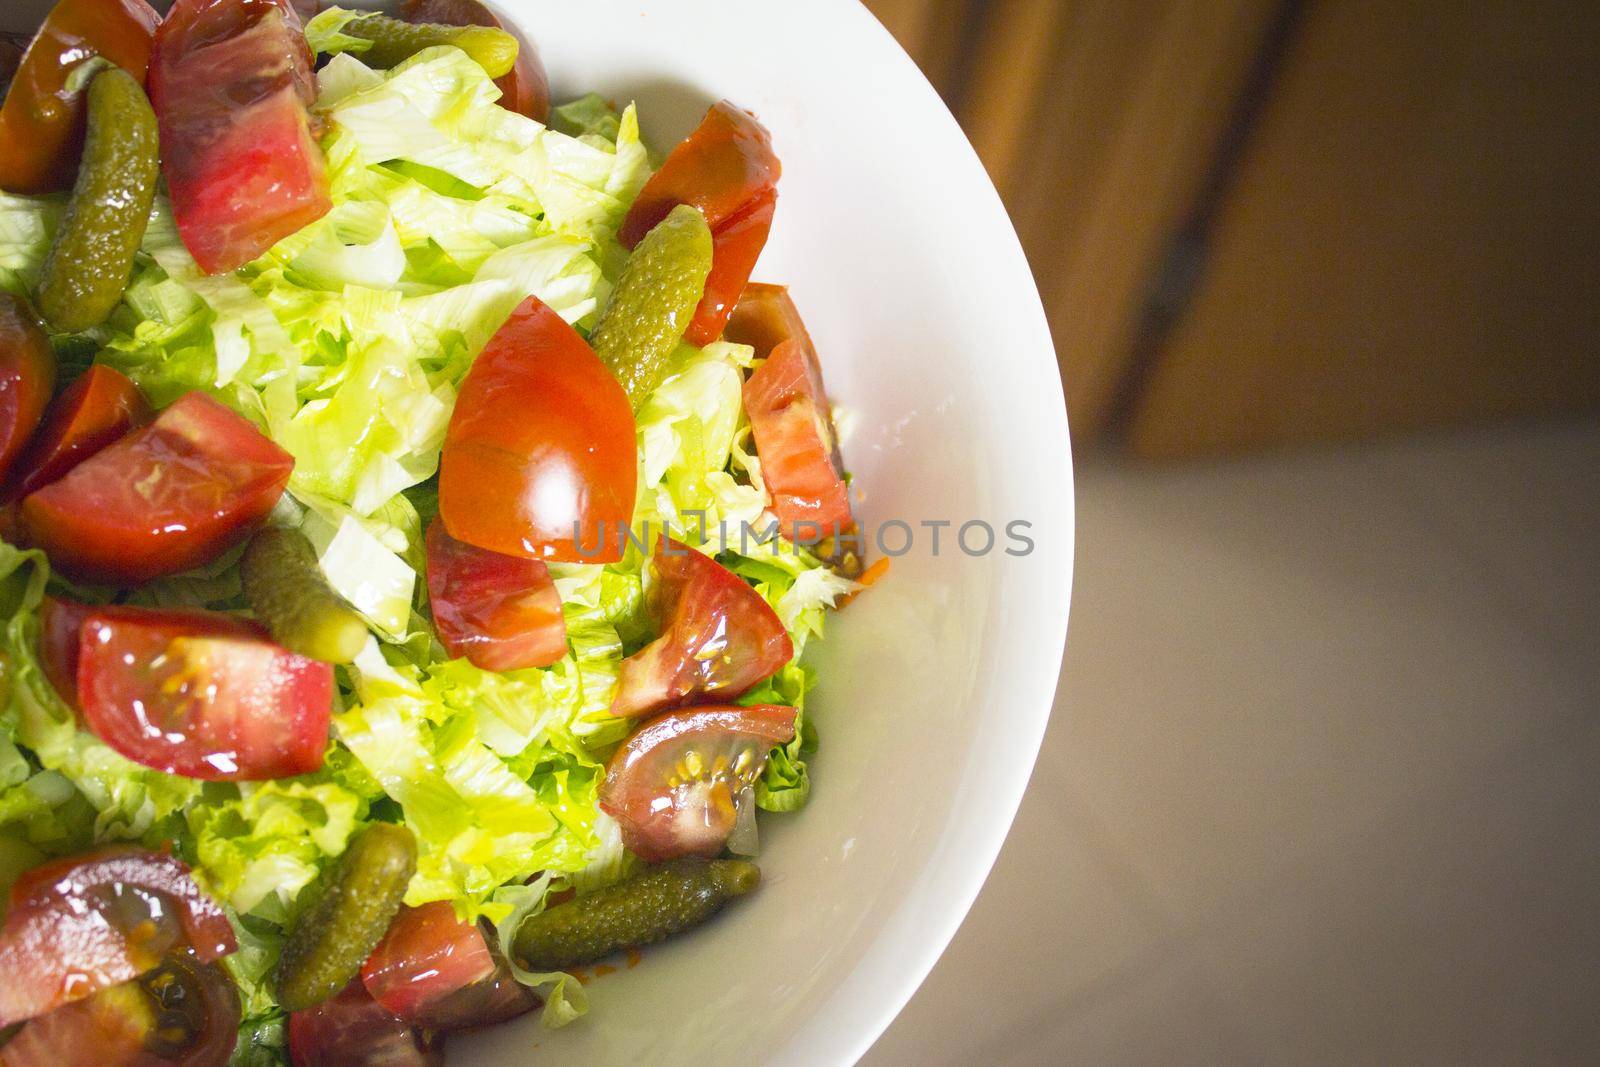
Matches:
[863,0,1600,456]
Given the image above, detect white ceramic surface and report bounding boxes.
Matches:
[0,2,1074,1063]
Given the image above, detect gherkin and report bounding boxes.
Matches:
[241,526,368,664]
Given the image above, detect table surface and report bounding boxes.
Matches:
[866,417,1600,1064]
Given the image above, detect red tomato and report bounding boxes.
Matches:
[734,294,853,533]
[619,101,780,249]
[439,296,636,565]
[287,0,321,22]
[21,392,293,584]
[600,705,796,862]
[360,902,534,1032]
[149,0,331,274]
[67,603,333,781]
[288,981,441,1067]
[38,594,93,706]
[0,846,236,1029]
[612,537,793,718]
[685,187,777,347]
[0,296,56,486]
[0,0,161,194]
[2,366,151,503]
[0,952,241,1067]
[399,0,550,122]
[425,517,567,672]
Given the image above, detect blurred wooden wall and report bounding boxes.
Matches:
[864,0,1600,456]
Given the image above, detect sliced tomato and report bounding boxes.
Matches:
[600,705,797,862]
[149,0,331,274]
[685,187,777,347]
[360,901,535,1032]
[724,282,809,361]
[425,517,567,672]
[739,332,852,536]
[0,952,241,1067]
[0,846,236,1029]
[0,0,161,194]
[2,366,151,503]
[38,594,94,706]
[0,296,56,487]
[439,296,636,564]
[619,101,780,248]
[21,392,293,584]
[66,603,333,781]
[612,537,793,718]
[287,0,321,22]
[399,0,549,121]
[287,981,440,1067]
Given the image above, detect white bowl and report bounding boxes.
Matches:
[2,1,1074,1062]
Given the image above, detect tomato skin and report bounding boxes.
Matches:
[149,0,331,274]
[0,846,236,1029]
[38,594,94,706]
[723,282,808,361]
[612,537,794,718]
[601,705,797,862]
[0,296,56,487]
[0,0,161,194]
[399,0,549,122]
[288,981,441,1067]
[70,604,332,781]
[425,518,567,672]
[360,902,533,1032]
[439,296,636,564]
[684,187,776,348]
[2,366,150,503]
[619,102,780,249]
[740,336,853,535]
[21,392,293,584]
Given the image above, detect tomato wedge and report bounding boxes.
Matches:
[425,518,567,672]
[21,392,293,584]
[728,286,853,536]
[0,846,236,1029]
[0,952,241,1067]
[288,981,441,1067]
[399,0,549,121]
[612,537,793,718]
[61,603,334,781]
[2,366,150,503]
[439,296,636,564]
[618,101,780,345]
[149,0,331,274]
[0,0,161,194]
[360,901,535,1032]
[600,705,797,863]
[0,296,56,487]
[38,595,93,706]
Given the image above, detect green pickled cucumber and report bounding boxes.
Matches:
[37,67,160,334]
[347,14,518,77]
[275,823,418,1013]
[241,526,368,664]
[512,858,759,972]
[591,204,715,408]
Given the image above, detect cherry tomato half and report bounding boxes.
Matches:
[67,603,333,781]
[21,392,293,584]
[360,901,534,1032]
[600,705,796,863]
[0,846,236,1029]
[287,981,441,1067]
[612,536,793,718]
[399,0,549,121]
[0,296,56,487]
[0,952,241,1067]
[2,365,151,503]
[149,0,331,274]
[439,296,636,564]
[425,517,567,672]
[685,187,776,347]
[0,0,161,194]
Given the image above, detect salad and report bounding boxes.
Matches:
[0,1,875,1063]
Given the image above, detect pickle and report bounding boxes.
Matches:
[590,204,715,408]
[346,14,518,77]
[511,858,759,972]
[275,823,418,1012]
[240,525,368,664]
[37,68,160,334]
